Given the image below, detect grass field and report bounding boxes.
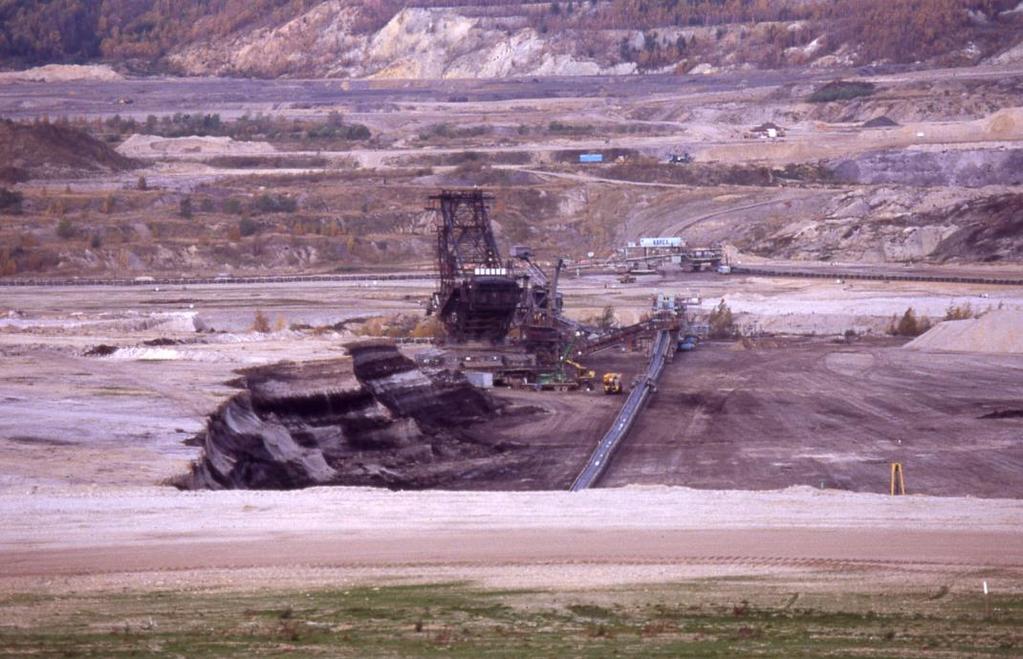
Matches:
[2,578,1021,657]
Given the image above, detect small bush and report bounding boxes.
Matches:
[357,317,386,337]
[179,197,193,219]
[410,317,443,339]
[238,217,259,237]
[252,193,297,214]
[0,187,24,213]
[708,300,736,339]
[56,217,75,240]
[223,198,243,215]
[0,254,16,275]
[890,307,932,336]
[548,121,595,135]
[944,302,975,321]
[251,309,271,333]
[596,304,617,330]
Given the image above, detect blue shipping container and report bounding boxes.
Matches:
[579,153,604,163]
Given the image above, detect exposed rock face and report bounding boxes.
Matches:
[167,5,634,79]
[181,343,533,490]
[727,187,1023,265]
[927,194,1023,263]
[831,148,1023,187]
[167,1,365,78]
[198,390,340,489]
[348,340,496,425]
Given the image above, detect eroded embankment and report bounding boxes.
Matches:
[179,341,539,490]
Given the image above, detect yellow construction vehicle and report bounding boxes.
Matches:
[565,358,596,390]
[602,372,623,394]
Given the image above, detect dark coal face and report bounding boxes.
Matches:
[85,344,118,356]
[980,408,1023,420]
[179,342,537,491]
[347,340,497,425]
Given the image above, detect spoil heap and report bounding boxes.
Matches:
[180,341,536,490]
[905,309,1023,354]
[0,120,138,181]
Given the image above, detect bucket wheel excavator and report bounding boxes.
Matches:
[426,189,521,343]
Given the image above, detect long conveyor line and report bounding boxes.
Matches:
[570,329,673,491]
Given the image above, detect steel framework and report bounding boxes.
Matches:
[428,190,521,342]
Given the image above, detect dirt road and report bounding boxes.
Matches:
[2,484,1021,590]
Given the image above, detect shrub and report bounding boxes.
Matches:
[357,317,386,337]
[251,309,271,333]
[0,187,24,213]
[708,300,736,339]
[179,197,193,219]
[891,307,932,336]
[345,123,371,140]
[548,121,595,135]
[0,254,16,275]
[896,307,918,336]
[410,317,443,339]
[56,217,75,240]
[238,217,259,237]
[252,193,297,214]
[224,198,243,214]
[944,302,975,320]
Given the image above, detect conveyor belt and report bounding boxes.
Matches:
[570,329,672,491]
[730,266,1023,287]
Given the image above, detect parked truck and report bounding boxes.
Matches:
[602,372,623,394]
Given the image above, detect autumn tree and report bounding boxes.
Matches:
[708,299,736,339]
[251,309,271,333]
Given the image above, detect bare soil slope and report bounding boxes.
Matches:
[0,121,137,181]
[906,309,1023,354]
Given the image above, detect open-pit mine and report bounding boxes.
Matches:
[3,14,1023,650]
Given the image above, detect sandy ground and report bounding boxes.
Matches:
[2,484,1022,594]
[117,134,277,159]
[0,64,123,84]
[906,309,1023,353]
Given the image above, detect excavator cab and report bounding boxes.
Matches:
[565,358,596,391]
[602,372,623,395]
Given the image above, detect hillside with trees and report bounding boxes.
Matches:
[1,0,1021,75]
